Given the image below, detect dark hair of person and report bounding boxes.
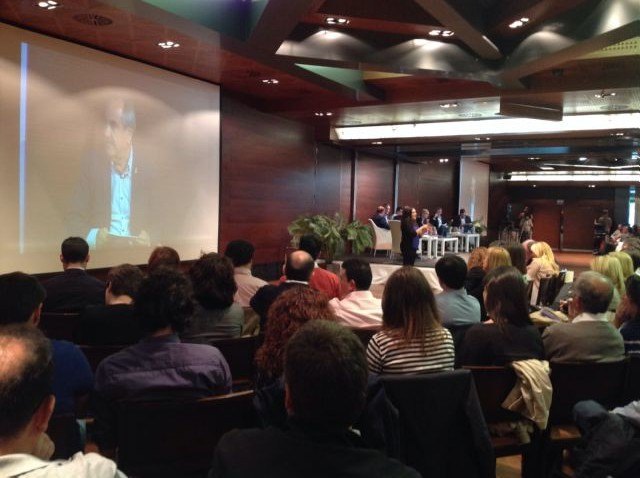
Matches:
[382,266,441,343]
[107,264,143,298]
[298,235,322,261]
[255,287,335,382]
[401,206,414,223]
[284,252,314,282]
[61,237,89,263]
[506,245,527,275]
[0,272,46,325]
[147,246,180,274]
[483,266,532,330]
[435,254,467,290]
[284,321,367,428]
[224,240,255,267]
[625,248,640,271]
[0,325,53,439]
[376,206,385,214]
[574,271,614,314]
[341,258,373,291]
[134,268,194,335]
[624,274,640,309]
[189,253,236,310]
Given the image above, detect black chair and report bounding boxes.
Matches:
[116,390,258,478]
[381,370,494,478]
[39,312,80,341]
[79,344,126,373]
[446,324,473,366]
[622,355,640,403]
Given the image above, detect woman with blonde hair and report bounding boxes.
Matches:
[366,266,454,375]
[483,246,512,272]
[526,241,560,304]
[591,255,625,313]
[609,251,634,280]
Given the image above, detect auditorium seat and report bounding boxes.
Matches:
[39,312,80,341]
[622,355,640,404]
[79,344,126,373]
[350,328,377,347]
[382,369,494,478]
[116,390,258,478]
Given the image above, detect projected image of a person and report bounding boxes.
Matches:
[69,99,152,249]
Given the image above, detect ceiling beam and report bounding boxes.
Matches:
[500,0,640,88]
[412,0,503,60]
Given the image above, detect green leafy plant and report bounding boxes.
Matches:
[472,217,487,234]
[288,213,373,262]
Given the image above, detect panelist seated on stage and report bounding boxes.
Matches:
[75,264,144,345]
[329,259,382,330]
[42,237,106,313]
[371,206,390,230]
[451,209,473,233]
[430,207,449,237]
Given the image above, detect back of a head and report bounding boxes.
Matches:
[0,272,46,325]
[609,251,634,279]
[624,247,640,271]
[0,325,53,441]
[224,240,255,267]
[284,321,367,428]
[298,235,322,261]
[341,258,372,291]
[401,206,412,221]
[135,268,194,335]
[189,253,236,310]
[435,254,467,289]
[108,264,143,298]
[624,274,640,309]
[382,266,440,340]
[61,237,89,263]
[591,255,625,295]
[467,247,488,270]
[574,271,614,314]
[147,246,180,274]
[484,246,512,272]
[484,266,531,328]
[284,250,314,282]
[376,206,385,214]
[506,245,527,274]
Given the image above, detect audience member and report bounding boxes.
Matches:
[506,244,527,275]
[75,264,143,345]
[147,246,180,274]
[371,206,390,230]
[366,267,454,375]
[297,234,340,300]
[182,253,244,341]
[464,246,488,299]
[590,255,625,313]
[0,272,93,417]
[211,321,420,478]
[42,237,105,312]
[543,271,624,363]
[329,259,382,329]
[0,325,126,477]
[224,239,267,307]
[484,246,512,272]
[522,239,535,265]
[527,241,560,304]
[255,287,336,388]
[459,266,544,366]
[434,255,480,327]
[625,248,640,273]
[251,250,314,330]
[94,267,231,451]
[610,251,634,279]
[614,274,640,356]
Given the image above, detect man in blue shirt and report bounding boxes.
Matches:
[435,255,481,327]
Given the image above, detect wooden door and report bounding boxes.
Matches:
[526,200,562,249]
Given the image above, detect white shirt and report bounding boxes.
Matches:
[233,266,267,307]
[329,290,383,329]
[572,311,609,323]
[0,452,126,477]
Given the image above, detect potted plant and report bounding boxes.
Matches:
[288,213,373,263]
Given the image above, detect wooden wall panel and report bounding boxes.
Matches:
[354,153,394,223]
[315,144,352,220]
[220,96,316,264]
[397,162,420,210]
[417,160,457,220]
[564,200,614,250]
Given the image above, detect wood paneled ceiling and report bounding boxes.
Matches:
[1,0,639,171]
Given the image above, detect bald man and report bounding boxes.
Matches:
[250,251,315,330]
[543,271,625,363]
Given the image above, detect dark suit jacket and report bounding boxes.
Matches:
[68,150,153,240]
[74,304,141,345]
[371,214,390,230]
[42,269,106,312]
[452,215,472,228]
[250,282,307,330]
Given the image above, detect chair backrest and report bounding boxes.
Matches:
[368,218,392,251]
[39,312,80,341]
[549,360,628,424]
[79,344,126,373]
[622,355,640,404]
[464,366,521,424]
[204,335,263,388]
[117,390,258,477]
[389,220,402,254]
[382,370,494,478]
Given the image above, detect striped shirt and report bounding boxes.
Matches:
[366,328,455,375]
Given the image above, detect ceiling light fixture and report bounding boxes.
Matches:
[539,166,554,171]
[440,102,459,108]
[595,90,616,99]
[261,78,279,84]
[333,113,640,141]
[371,141,383,145]
[588,184,596,188]
[158,41,180,49]
[578,156,588,161]
[314,112,333,117]
[325,17,350,25]
[439,158,449,163]
[509,171,640,182]
[509,17,530,29]
[38,0,59,9]
[429,29,455,37]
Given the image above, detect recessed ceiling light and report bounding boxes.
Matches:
[588,184,596,188]
[314,112,333,117]
[371,141,383,145]
[261,78,279,84]
[38,0,59,9]
[539,166,554,170]
[532,184,537,188]
[474,137,481,141]
[595,90,616,99]
[509,17,530,29]
[429,29,442,36]
[326,17,349,25]
[615,132,625,136]
[438,158,449,163]
[579,156,588,161]
[442,30,454,37]
[429,29,455,37]
[440,102,458,108]
[158,41,180,49]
